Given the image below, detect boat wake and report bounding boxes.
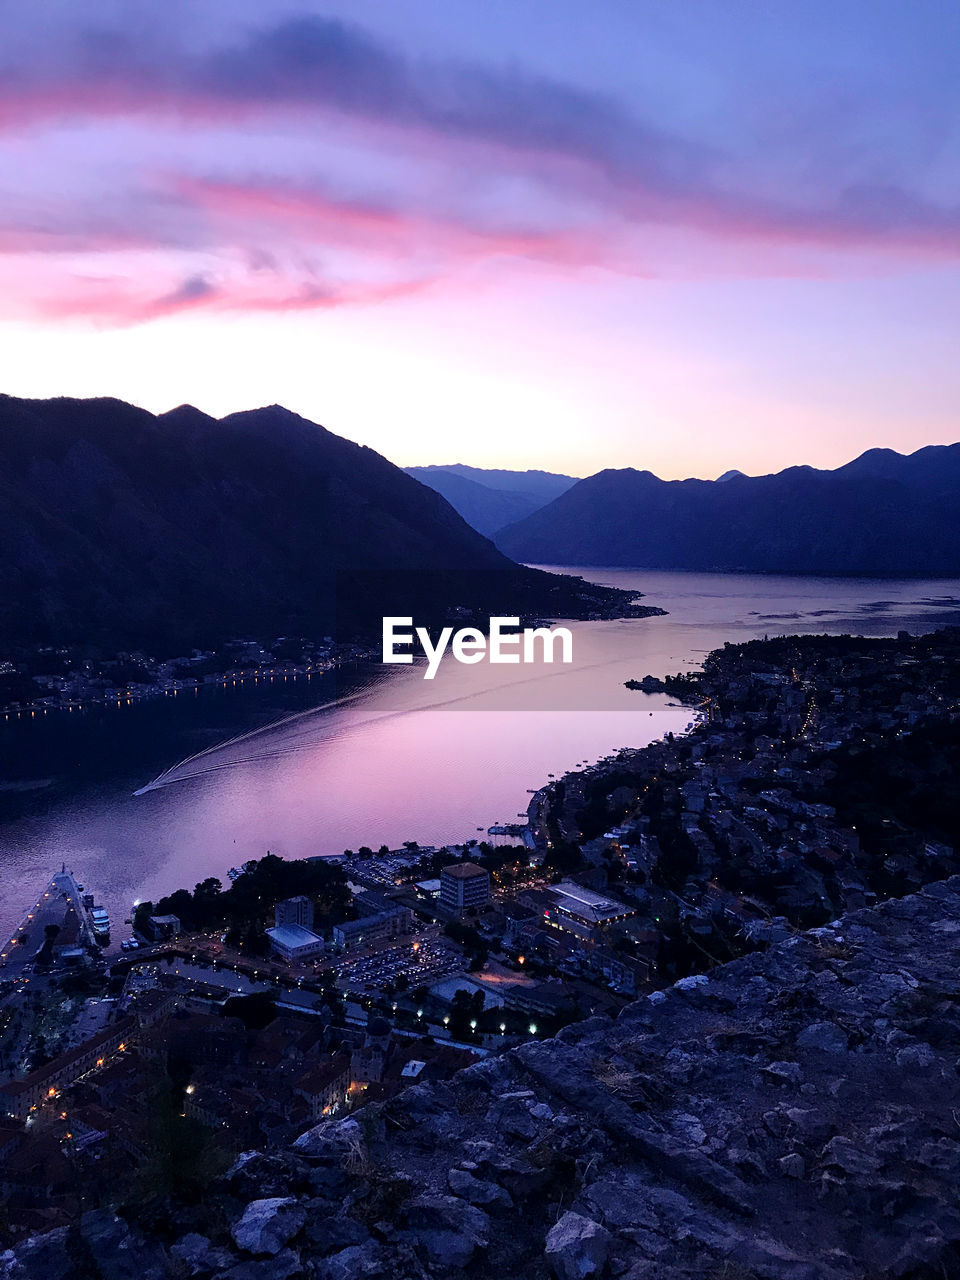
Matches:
[133,651,666,796]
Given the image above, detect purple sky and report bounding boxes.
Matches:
[0,0,958,478]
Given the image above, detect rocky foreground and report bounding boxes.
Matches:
[9,881,960,1280]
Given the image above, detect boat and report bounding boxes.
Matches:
[90,906,110,942]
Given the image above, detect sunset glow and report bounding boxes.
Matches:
[0,1,957,478]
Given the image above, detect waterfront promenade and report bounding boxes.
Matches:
[0,869,96,979]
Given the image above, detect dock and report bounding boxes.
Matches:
[0,868,100,979]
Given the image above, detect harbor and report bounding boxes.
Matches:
[0,867,106,981]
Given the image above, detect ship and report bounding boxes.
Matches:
[89,906,110,943]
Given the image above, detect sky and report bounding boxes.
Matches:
[0,0,958,480]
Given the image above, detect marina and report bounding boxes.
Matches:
[0,867,105,979]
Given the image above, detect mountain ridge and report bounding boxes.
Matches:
[0,394,631,652]
[496,441,960,575]
[403,464,577,537]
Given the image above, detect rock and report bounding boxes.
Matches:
[820,1137,881,1176]
[545,1212,612,1280]
[779,1153,805,1179]
[231,1198,306,1256]
[675,974,709,990]
[484,1153,554,1197]
[448,1166,513,1208]
[400,1194,489,1268]
[796,1022,849,1054]
[78,1212,168,1280]
[221,1151,307,1201]
[669,1112,707,1145]
[292,1116,365,1162]
[783,1107,833,1144]
[1,1229,75,1280]
[171,1234,235,1276]
[214,1250,301,1280]
[306,1162,349,1198]
[312,1242,385,1279]
[578,1175,667,1231]
[490,1095,540,1140]
[896,1042,937,1069]
[763,1110,789,1139]
[302,1217,372,1255]
[762,1060,802,1085]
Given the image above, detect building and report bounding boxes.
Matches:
[351,1016,393,1084]
[440,863,491,914]
[275,896,315,931]
[144,914,181,942]
[532,880,636,944]
[0,1017,136,1120]
[332,906,412,953]
[295,1053,352,1120]
[265,923,325,963]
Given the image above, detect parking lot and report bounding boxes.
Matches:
[332,934,463,993]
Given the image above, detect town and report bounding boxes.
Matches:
[0,627,957,1242]
[0,636,381,719]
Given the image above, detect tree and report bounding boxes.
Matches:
[127,1066,235,1208]
[448,989,485,1038]
[133,901,153,934]
[222,990,277,1031]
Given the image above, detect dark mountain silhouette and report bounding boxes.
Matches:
[0,395,627,651]
[404,464,576,536]
[496,443,960,576]
[415,464,577,498]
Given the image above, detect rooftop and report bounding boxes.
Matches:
[265,924,323,949]
[547,880,634,924]
[442,862,488,880]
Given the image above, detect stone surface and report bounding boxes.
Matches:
[230,1199,306,1256]
[170,1234,235,1276]
[544,1212,613,1280]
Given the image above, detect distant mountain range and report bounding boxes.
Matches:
[495,444,960,576]
[0,396,627,652]
[404,464,577,536]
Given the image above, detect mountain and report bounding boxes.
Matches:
[496,443,960,575]
[425,464,578,500]
[404,464,577,536]
[0,395,628,651]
